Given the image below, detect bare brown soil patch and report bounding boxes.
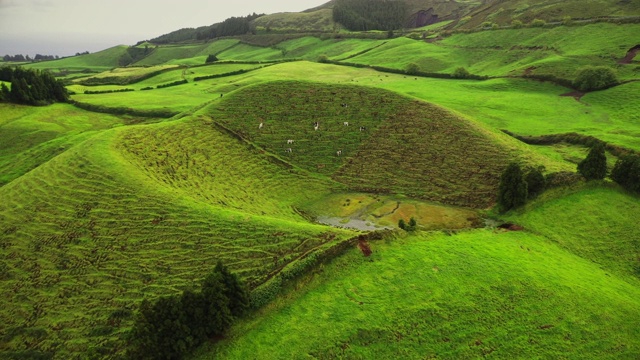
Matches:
[358,236,372,257]
[560,91,585,101]
[619,45,640,64]
[498,223,524,231]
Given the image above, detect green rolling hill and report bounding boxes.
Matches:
[1,1,640,358]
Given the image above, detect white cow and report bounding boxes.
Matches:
[259,122,264,130]
[287,139,294,144]
[343,122,349,126]
[336,150,342,156]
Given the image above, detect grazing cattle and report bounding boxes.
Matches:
[343,122,349,126]
[336,150,342,156]
[285,148,292,153]
[287,139,294,144]
[314,122,319,131]
[359,126,366,132]
[259,122,264,130]
[341,103,348,108]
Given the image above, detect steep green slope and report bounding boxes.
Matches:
[0,103,124,186]
[198,230,640,359]
[506,184,640,279]
[458,0,640,29]
[118,116,340,221]
[213,80,521,208]
[0,122,354,358]
[24,45,129,72]
[253,8,335,32]
[348,23,640,80]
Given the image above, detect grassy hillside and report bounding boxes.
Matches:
[347,23,640,80]
[254,8,335,32]
[133,40,240,66]
[197,229,640,359]
[212,80,521,208]
[0,119,355,358]
[24,45,129,72]
[0,103,124,186]
[458,0,640,29]
[505,183,640,279]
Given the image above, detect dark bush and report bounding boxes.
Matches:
[497,162,528,212]
[573,66,619,91]
[611,155,640,193]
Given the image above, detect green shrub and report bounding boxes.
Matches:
[318,54,329,63]
[525,166,546,197]
[530,19,546,27]
[497,162,528,212]
[611,155,640,193]
[405,63,420,75]
[452,67,471,79]
[511,20,524,29]
[573,66,619,91]
[577,142,607,180]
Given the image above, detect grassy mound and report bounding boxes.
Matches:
[198,230,640,359]
[213,80,514,208]
[0,124,354,358]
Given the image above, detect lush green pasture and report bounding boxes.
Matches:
[346,23,640,79]
[198,230,640,359]
[24,45,128,72]
[75,65,178,83]
[0,123,354,358]
[70,83,216,113]
[213,80,519,208]
[134,40,240,66]
[253,8,335,32]
[118,116,341,221]
[506,183,640,279]
[217,43,285,61]
[275,37,384,60]
[0,103,124,185]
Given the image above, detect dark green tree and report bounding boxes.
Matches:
[200,269,234,336]
[205,54,219,63]
[577,142,607,180]
[611,155,640,193]
[408,217,417,231]
[452,67,470,79]
[398,219,406,230]
[497,162,528,212]
[525,166,546,197]
[213,261,250,317]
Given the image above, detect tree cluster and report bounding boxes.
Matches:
[611,155,640,194]
[577,142,607,180]
[151,13,264,44]
[3,54,59,62]
[398,217,417,231]
[127,261,249,360]
[0,67,68,105]
[497,163,547,212]
[332,0,409,31]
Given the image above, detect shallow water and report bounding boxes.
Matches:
[316,216,393,231]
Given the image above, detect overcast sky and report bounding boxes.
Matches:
[0,0,329,56]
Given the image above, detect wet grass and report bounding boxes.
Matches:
[0,103,124,186]
[0,122,354,358]
[197,229,640,359]
[505,183,640,279]
[211,80,518,208]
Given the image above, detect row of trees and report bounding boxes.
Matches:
[498,142,640,212]
[332,0,408,31]
[0,67,68,105]
[151,13,264,44]
[3,54,59,62]
[127,261,249,360]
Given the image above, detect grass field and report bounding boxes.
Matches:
[0,103,124,186]
[0,119,355,358]
[505,183,640,279]
[24,45,129,72]
[212,80,521,208]
[2,18,639,360]
[196,229,640,359]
